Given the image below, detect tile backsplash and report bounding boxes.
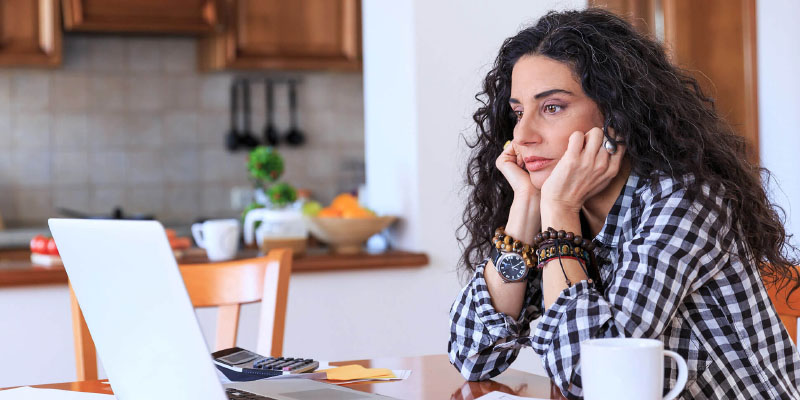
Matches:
[0,35,365,227]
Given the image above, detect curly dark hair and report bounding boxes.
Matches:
[458,8,799,294]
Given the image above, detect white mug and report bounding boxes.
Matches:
[191,219,240,262]
[581,338,688,400]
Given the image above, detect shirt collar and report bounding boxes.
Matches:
[592,170,643,247]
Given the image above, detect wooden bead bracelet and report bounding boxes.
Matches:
[492,227,536,268]
[532,227,596,252]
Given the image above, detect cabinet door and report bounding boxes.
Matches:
[200,0,361,71]
[663,0,759,162]
[62,0,220,34]
[590,0,759,163]
[0,0,61,67]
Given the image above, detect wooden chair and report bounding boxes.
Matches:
[69,249,292,381]
[766,277,800,344]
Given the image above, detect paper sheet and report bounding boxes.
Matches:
[317,364,395,381]
[326,369,412,384]
[475,391,552,400]
[0,387,115,399]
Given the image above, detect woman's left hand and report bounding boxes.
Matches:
[540,127,625,214]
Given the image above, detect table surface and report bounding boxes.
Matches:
[16,355,566,400]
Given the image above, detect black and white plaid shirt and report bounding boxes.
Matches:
[449,172,800,399]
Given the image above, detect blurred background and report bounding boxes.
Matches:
[0,0,797,388]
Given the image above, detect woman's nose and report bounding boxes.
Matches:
[513,116,542,145]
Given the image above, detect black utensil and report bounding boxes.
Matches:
[225,78,241,151]
[285,80,306,146]
[263,79,280,146]
[57,207,154,220]
[239,79,260,148]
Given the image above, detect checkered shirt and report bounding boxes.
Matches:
[448,172,800,399]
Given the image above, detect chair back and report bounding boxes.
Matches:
[70,249,292,381]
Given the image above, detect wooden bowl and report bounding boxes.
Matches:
[305,216,396,254]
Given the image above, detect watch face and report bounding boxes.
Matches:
[497,253,527,282]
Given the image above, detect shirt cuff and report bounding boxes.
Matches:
[532,279,611,351]
[471,261,529,341]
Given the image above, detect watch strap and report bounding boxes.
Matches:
[490,245,502,267]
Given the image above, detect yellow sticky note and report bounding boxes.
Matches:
[319,364,396,381]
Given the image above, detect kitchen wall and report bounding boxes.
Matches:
[758,0,800,249]
[0,35,365,227]
[361,0,585,375]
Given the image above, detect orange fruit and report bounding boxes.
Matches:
[342,207,374,218]
[318,207,343,217]
[331,193,360,212]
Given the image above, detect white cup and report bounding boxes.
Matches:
[581,338,688,400]
[191,219,240,262]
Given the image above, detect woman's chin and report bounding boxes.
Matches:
[528,170,550,190]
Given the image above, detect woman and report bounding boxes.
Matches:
[448,8,800,400]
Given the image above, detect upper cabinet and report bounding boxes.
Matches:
[591,0,759,163]
[199,0,361,71]
[62,0,220,34]
[0,0,62,67]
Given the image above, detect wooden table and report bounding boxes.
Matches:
[16,355,566,400]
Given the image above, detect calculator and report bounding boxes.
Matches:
[212,347,319,382]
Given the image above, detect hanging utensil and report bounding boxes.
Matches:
[285,79,306,146]
[225,78,241,151]
[263,79,280,146]
[239,78,260,148]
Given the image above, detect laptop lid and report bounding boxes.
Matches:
[49,219,227,400]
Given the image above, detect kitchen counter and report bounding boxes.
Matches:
[0,225,192,249]
[0,248,429,287]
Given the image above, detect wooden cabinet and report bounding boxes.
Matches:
[591,0,759,163]
[0,0,61,67]
[199,0,361,71]
[663,0,759,162]
[62,0,220,34]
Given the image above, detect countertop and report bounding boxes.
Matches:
[0,247,429,287]
[0,225,192,249]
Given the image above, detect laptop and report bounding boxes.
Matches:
[49,218,392,400]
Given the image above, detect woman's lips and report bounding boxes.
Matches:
[523,157,554,171]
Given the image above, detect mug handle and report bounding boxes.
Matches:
[662,350,688,400]
[191,223,206,249]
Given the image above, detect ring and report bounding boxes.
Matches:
[504,140,511,150]
[603,137,617,155]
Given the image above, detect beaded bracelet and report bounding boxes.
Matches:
[535,227,596,287]
[542,239,594,287]
[492,227,536,268]
[536,240,592,266]
[537,255,585,267]
[532,227,595,252]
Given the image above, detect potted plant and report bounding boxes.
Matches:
[242,146,308,255]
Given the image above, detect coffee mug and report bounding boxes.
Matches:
[581,338,688,400]
[191,219,240,262]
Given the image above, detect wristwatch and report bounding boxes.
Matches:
[490,246,528,283]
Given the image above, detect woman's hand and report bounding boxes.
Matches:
[495,140,539,197]
[540,127,625,215]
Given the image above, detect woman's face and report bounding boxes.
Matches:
[509,55,605,189]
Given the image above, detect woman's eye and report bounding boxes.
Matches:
[543,104,563,114]
[513,110,523,121]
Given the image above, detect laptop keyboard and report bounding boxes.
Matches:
[226,387,278,400]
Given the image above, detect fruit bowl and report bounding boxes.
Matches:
[304,216,396,254]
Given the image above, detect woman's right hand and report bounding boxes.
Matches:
[495,141,537,196]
